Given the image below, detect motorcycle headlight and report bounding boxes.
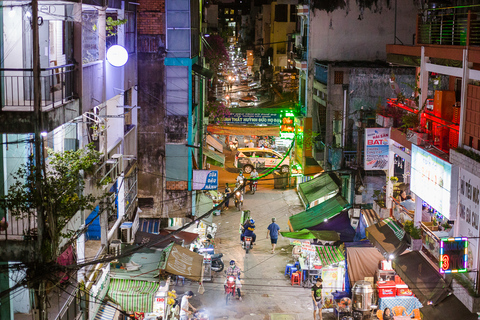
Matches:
[236,192,240,196]
[228,277,235,281]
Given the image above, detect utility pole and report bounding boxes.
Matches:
[32,1,48,320]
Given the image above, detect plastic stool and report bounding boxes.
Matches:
[284,264,294,276]
[294,261,300,270]
[288,267,298,278]
[291,272,301,286]
[176,276,185,286]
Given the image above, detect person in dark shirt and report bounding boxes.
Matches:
[241,219,256,244]
[311,278,323,320]
[224,183,231,209]
[266,217,280,254]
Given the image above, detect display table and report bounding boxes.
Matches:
[378,296,422,316]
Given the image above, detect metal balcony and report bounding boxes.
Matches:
[1,64,74,111]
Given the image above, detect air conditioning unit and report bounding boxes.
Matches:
[350,217,360,229]
[109,239,122,255]
[121,222,134,243]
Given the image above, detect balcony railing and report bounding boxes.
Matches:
[1,64,74,111]
[0,211,37,241]
[417,10,480,46]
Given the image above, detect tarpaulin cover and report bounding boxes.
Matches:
[280,229,340,242]
[366,218,409,256]
[393,251,451,305]
[135,226,199,246]
[288,194,350,231]
[345,244,384,286]
[297,172,341,208]
[159,243,204,282]
[108,279,159,313]
[420,294,477,320]
[307,211,356,242]
[316,246,345,266]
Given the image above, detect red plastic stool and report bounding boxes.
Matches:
[291,271,301,286]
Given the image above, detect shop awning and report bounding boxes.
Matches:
[203,147,225,167]
[207,124,280,136]
[206,134,223,153]
[94,303,117,320]
[280,229,340,242]
[159,243,204,282]
[366,218,409,257]
[316,246,345,266]
[361,209,380,228]
[393,251,452,305]
[192,64,214,79]
[108,279,160,313]
[288,194,350,231]
[420,294,477,320]
[196,192,214,226]
[308,211,356,242]
[297,172,341,209]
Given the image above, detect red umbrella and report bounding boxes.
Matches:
[240,95,258,102]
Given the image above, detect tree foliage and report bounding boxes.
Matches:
[204,35,229,74]
[0,144,106,259]
[206,101,231,124]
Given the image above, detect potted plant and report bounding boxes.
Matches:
[404,221,423,251]
[373,190,389,219]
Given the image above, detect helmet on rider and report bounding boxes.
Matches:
[239,170,243,176]
[250,219,255,224]
[230,260,236,265]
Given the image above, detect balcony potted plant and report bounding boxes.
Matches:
[404,220,423,251]
[373,189,390,219]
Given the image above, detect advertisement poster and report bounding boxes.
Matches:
[192,170,218,190]
[457,168,480,276]
[364,128,390,170]
[322,267,345,308]
[410,145,452,218]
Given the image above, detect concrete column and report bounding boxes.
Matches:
[459,48,470,147]
[386,147,395,209]
[413,193,423,227]
[419,46,429,110]
[77,230,85,283]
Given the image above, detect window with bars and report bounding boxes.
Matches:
[334,71,344,84]
[125,11,136,53]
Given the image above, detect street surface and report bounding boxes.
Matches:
[177,147,337,320]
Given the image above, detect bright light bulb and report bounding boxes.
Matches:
[106,45,128,67]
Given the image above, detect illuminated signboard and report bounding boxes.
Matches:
[364,128,389,170]
[439,237,468,273]
[280,112,295,139]
[411,144,452,218]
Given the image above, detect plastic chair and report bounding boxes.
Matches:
[376,309,383,320]
[410,308,421,320]
[176,276,185,286]
[284,263,294,276]
[293,261,300,270]
[392,306,407,316]
[288,267,298,278]
[291,272,301,286]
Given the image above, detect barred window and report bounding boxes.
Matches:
[125,11,136,53]
[334,71,344,84]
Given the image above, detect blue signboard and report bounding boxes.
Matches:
[222,113,281,125]
[193,170,219,190]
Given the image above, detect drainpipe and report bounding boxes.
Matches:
[458,48,469,147]
[342,85,348,148]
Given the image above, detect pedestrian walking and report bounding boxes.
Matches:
[311,278,323,320]
[266,217,280,254]
[224,183,232,210]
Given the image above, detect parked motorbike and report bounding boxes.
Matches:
[211,253,224,272]
[234,191,243,211]
[225,275,237,305]
[242,236,253,254]
[249,180,257,194]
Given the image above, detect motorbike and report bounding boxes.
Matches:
[234,191,243,211]
[249,180,258,194]
[229,140,238,151]
[210,253,224,272]
[242,236,253,254]
[224,275,237,305]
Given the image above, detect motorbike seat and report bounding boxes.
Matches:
[211,253,223,259]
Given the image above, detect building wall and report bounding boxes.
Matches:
[308,1,417,62]
[270,1,297,69]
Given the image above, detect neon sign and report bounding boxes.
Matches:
[439,237,468,273]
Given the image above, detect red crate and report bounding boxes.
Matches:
[377,281,396,298]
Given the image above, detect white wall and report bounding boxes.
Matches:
[308,2,417,62]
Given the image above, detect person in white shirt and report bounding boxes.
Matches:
[246,140,255,148]
[179,291,196,320]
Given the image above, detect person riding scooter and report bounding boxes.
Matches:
[236,170,245,186]
[249,168,259,191]
[241,218,256,244]
[224,260,242,301]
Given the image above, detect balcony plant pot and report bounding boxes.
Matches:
[406,129,428,146]
[373,200,390,219]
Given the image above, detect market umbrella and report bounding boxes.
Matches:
[280,229,340,242]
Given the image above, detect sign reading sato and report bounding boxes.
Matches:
[439,237,468,273]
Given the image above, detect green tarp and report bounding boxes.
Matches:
[280,229,340,242]
[203,147,225,167]
[108,279,159,313]
[316,246,345,266]
[288,194,350,231]
[297,172,341,208]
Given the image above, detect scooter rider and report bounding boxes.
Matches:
[224,260,242,301]
[241,218,256,244]
[249,168,259,190]
[236,170,245,186]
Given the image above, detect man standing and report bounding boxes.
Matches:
[311,278,323,320]
[246,139,255,148]
[266,217,280,254]
[179,291,196,320]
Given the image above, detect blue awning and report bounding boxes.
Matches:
[94,303,117,320]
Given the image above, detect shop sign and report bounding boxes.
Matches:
[439,237,468,273]
[457,168,480,277]
[364,128,389,170]
[280,114,295,140]
[410,145,452,219]
[301,241,315,253]
[222,113,281,125]
[192,170,218,190]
